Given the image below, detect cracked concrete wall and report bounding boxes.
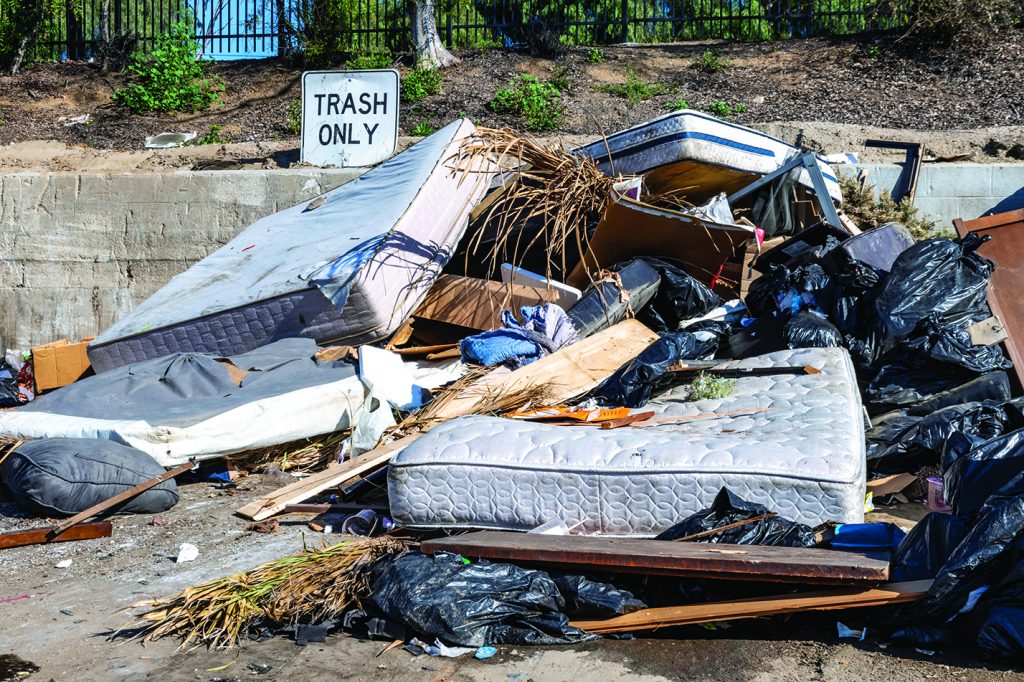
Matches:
[0,168,364,351]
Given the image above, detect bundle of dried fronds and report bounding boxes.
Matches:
[225,431,350,474]
[452,127,616,280]
[838,174,940,241]
[128,536,406,649]
[643,187,699,212]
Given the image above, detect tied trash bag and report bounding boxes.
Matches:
[784,310,842,349]
[551,574,646,619]
[0,358,20,408]
[654,488,818,547]
[903,316,1010,375]
[370,552,642,647]
[890,512,970,582]
[970,556,1024,659]
[863,355,977,415]
[874,234,994,343]
[631,258,721,333]
[944,428,1024,517]
[598,331,719,408]
[746,263,833,320]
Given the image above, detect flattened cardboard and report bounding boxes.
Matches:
[412,274,567,331]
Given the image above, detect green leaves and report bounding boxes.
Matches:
[112,22,224,113]
[489,74,565,132]
[400,67,443,103]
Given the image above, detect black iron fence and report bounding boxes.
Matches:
[4,0,915,63]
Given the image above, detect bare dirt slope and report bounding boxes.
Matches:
[0,31,1023,156]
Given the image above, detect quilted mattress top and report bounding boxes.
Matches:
[392,347,865,485]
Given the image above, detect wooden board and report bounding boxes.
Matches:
[413,274,571,331]
[954,209,1024,389]
[571,580,932,634]
[420,532,891,585]
[235,436,415,521]
[1,521,112,550]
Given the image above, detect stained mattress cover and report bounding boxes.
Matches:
[389,347,866,534]
[89,118,490,372]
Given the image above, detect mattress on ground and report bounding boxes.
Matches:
[389,347,866,534]
[88,118,493,373]
[573,110,842,204]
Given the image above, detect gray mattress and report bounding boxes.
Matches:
[389,347,866,534]
[88,119,491,372]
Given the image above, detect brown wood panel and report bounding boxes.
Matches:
[0,521,112,550]
[954,209,1024,389]
[571,580,932,634]
[421,531,891,585]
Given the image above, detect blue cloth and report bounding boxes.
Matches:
[460,303,578,368]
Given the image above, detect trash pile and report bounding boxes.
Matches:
[2,111,1023,661]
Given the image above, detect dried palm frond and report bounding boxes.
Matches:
[225,431,350,474]
[127,536,406,649]
[644,186,699,212]
[451,128,617,281]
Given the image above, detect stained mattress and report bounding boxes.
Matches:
[574,110,842,204]
[88,119,493,373]
[389,347,866,534]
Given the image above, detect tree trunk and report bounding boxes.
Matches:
[99,0,111,72]
[408,0,458,69]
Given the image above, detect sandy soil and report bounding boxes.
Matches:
[1,480,1020,682]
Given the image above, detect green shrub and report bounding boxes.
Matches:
[193,124,228,145]
[692,49,730,72]
[401,67,443,102]
[112,22,223,113]
[346,51,392,70]
[287,98,302,135]
[867,44,880,59]
[410,121,435,136]
[548,66,570,92]
[587,47,605,63]
[708,100,745,117]
[688,372,735,400]
[490,74,565,132]
[663,97,690,111]
[594,67,672,105]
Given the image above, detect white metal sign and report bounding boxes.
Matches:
[300,69,399,168]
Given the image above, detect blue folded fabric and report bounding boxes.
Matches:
[460,303,579,368]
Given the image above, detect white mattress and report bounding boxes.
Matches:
[388,347,866,534]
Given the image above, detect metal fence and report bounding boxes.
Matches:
[8,0,915,62]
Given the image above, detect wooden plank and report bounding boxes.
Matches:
[48,460,195,537]
[1,521,112,550]
[966,316,1008,346]
[420,531,891,585]
[237,320,657,521]
[428,319,659,421]
[955,209,1024,389]
[235,435,415,521]
[571,580,932,634]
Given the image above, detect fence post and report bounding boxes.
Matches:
[620,0,629,42]
[445,1,453,48]
[276,0,286,57]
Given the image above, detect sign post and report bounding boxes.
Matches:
[300,69,399,167]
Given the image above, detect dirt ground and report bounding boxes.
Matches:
[1,479,1021,682]
[1,32,1024,163]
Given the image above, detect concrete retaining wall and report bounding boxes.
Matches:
[2,162,1023,352]
[0,168,364,351]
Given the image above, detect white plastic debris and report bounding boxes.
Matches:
[836,621,866,640]
[410,637,475,658]
[358,346,430,410]
[54,559,73,569]
[144,132,197,149]
[176,543,199,563]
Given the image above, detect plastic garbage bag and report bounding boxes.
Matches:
[874,234,994,343]
[654,488,818,547]
[944,428,1024,517]
[868,399,1024,473]
[908,371,1012,416]
[746,263,833,320]
[890,512,970,582]
[829,523,906,553]
[903,316,1010,375]
[370,552,640,646]
[0,358,20,408]
[970,556,1024,659]
[784,310,843,349]
[631,258,721,333]
[598,331,718,408]
[863,355,977,415]
[551,574,646,618]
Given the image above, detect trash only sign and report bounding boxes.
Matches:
[300,69,399,168]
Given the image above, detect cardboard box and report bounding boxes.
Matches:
[412,275,568,332]
[32,337,94,392]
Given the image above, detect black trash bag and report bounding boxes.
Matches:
[654,488,818,547]
[976,603,1024,659]
[783,310,843,349]
[598,331,718,408]
[632,258,721,333]
[869,399,1024,473]
[551,574,646,619]
[888,624,963,649]
[890,512,970,582]
[944,428,1024,517]
[370,552,601,647]
[0,359,20,408]
[903,316,1011,375]
[874,234,994,343]
[903,492,1024,624]
[746,263,833,320]
[865,409,922,465]
[908,371,1013,416]
[863,355,977,415]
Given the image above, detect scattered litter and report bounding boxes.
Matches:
[144,132,197,148]
[836,622,866,640]
[54,559,72,569]
[475,646,498,659]
[175,543,199,563]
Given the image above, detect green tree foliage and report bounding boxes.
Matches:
[112,22,224,113]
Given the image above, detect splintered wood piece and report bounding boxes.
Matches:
[1,521,112,550]
[420,531,891,584]
[571,580,932,634]
[600,411,656,429]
